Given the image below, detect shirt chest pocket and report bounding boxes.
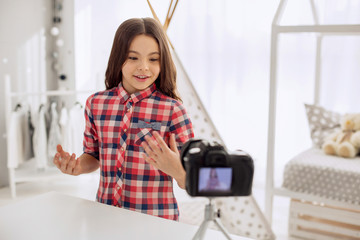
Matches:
[134,120,167,146]
[134,128,152,146]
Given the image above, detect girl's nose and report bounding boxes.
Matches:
[138,60,149,71]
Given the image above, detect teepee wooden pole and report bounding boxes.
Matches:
[164,0,174,30]
[164,0,179,32]
[146,0,161,23]
[167,0,179,30]
[147,0,175,49]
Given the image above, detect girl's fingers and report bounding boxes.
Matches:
[143,153,153,163]
[142,153,158,169]
[66,154,77,172]
[56,144,63,153]
[60,153,71,172]
[54,145,79,176]
[64,153,71,165]
[60,161,67,172]
[152,131,168,152]
[73,158,81,175]
[169,133,179,153]
[144,135,161,155]
[141,141,156,159]
[57,144,67,159]
[53,153,61,168]
[57,145,72,172]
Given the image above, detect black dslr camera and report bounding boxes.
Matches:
[180,139,254,197]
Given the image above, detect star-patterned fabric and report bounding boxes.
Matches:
[283,148,360,205]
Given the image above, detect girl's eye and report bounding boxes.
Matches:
[128,57,138,60]
[150,58,159,62]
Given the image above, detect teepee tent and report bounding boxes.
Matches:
[147,1,274,239]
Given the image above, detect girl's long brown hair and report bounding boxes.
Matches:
[105,18,180,101]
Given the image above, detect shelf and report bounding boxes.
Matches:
[272,187,360,211]
[12,158,64,183]
[8,89,95,97]
[274,24,360,34]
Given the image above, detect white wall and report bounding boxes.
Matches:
[72,1,360,194]
[0,0,75,187]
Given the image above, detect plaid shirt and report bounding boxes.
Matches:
[83,83,194,220]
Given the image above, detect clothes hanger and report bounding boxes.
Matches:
[74,101,83,108]
[14,103,22,111]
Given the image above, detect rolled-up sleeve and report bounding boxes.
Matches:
[83,94,99,160]
[169,101,194,151]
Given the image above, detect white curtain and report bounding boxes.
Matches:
[74,0,360,192]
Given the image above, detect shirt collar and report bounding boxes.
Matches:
[117,82,157,104]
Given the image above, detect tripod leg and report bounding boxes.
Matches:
[214,218,233,240]
[193,220,210,240]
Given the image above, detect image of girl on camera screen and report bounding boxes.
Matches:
[199,168,232,192]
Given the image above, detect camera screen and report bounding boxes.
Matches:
[198,167,232,193]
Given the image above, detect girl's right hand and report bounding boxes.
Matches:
[53,144,82,176]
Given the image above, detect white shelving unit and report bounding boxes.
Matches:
[4,75,94,198]
[265,0,360,236]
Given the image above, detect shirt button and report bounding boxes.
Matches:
[121,147,124,151]
[116,186,120,190]
[124,128,127,133]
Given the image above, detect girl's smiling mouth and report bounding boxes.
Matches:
[134,75,149,82]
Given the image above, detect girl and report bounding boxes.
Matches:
[205,168,222,190]
[53,18,194,221]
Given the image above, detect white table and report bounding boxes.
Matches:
[0,192,250,240]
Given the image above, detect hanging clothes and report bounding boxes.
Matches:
[65,102,85,157]
[33,104,48,169]
[7,105,26,168]
[7,104,34,168]
[24,108,35,160]
[47,102,62,166]
[59,104,69,151]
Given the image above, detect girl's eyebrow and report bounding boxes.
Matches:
[128,50,160,55]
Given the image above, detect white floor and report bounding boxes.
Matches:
[0,170,296,240]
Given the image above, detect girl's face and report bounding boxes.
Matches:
[210,169,218,178]
[122,34,160,94]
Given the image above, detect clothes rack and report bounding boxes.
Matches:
[4,74,95,198]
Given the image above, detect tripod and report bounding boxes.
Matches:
[192,198,233,240]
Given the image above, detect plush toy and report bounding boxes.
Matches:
[322,113,360,158]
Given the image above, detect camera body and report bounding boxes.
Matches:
[180,139,254,197]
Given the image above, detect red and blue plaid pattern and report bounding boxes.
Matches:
[83,83,194,220]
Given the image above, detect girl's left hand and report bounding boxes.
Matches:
[141,131,186,188]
